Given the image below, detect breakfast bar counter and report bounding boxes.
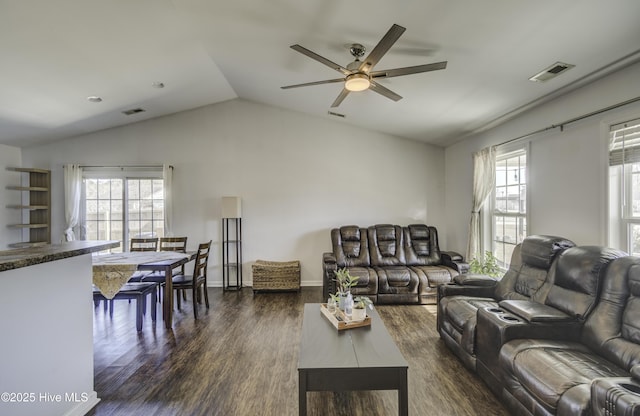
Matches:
[0,240,118,416]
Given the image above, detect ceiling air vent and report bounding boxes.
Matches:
[529,62,575,82]
[328,111,345,118]
[122,108,146,116]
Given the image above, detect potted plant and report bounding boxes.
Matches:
[334,268,359,310]
[469,251,502,278]
[351,296,372,322]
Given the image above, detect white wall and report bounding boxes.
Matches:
[0,254,99,416]
[444,61,640,255]
[21,99,445,285]
[0,144,22,250]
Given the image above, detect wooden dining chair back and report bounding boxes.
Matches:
[159,237,187,252]
[130,238,159,252]
[127,238,159,282]
[142,237,189,299]
[155,236,189,299]
[159,236,188,274]
[169,240,212,319]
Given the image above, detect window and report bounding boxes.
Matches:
[491,147,528,268]
[84,172,164,253]
[608,117,640,255]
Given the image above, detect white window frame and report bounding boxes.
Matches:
[608,116,640,255]
[83,167,164,253]
[482,143,530,270]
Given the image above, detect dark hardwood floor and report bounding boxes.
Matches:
[90,287,508,416]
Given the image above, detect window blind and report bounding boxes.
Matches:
[609,117,640,166]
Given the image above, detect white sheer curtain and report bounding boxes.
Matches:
[163,164,174,237]
[466,146,497,260]
[63,164,83,241]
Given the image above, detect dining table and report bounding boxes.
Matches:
[93,251,196,329]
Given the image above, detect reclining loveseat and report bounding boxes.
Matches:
[438,234,640,415]
[437,234,576,370]
[322,224,467,304]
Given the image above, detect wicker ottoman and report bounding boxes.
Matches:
[252,260,301,293]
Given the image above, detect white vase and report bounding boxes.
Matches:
[351,307,367,322]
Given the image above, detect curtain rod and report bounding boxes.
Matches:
[79,164,173,169]
[498,95,640,148]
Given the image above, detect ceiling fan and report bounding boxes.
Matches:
[281,24,447,108]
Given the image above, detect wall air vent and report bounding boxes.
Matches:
[121,108,146,116]
[529,62,575,82]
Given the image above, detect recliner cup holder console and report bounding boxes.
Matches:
[499,315,521,322]
[483,306,522,323]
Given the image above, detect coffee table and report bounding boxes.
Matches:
[298,303,408,415]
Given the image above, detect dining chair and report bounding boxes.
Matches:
[165,240,211,319]
[128,237,159,282]
[93,282,158,331]
[130,237,159,252]
[142,237,189,299]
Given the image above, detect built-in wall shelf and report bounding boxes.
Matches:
[6,205,49,210]
[6,167,51,248]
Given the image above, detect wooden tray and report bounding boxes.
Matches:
[320,303,372,330]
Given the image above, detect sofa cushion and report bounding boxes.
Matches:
[411,265,454,287]
[332,226,370,267]
[376,266,418,295]
[545,246,627,320]
[368,224,406,266]
[501,339,628,415]
[580,257,640,370]
[520,235,576,270]
[343,266,378,297]
[494,236,576,303]
[404,224,441,266]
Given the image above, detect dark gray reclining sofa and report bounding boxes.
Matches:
[322,224,467,304]
[438,234,640,415]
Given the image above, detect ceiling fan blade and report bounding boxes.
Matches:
[369,80,402,102]
[281,78,345,89]
[290,45,351,76]
[331,88,351,108]
[358,24,406,73]
[370,61,448,78]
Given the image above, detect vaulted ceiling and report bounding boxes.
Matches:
[2,0,639,148]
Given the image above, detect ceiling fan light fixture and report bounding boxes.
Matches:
[345,73,370,92]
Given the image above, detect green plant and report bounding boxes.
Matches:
[334,267,359,295]
[353,296,373,309]
[329,293,339,303]
[469,251,502,278]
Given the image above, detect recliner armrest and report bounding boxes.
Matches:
[437,282,495,300]
[441,251,470,274]
[322,252,338,301]
[453,273,497,287]
[499,300,574,323]
[441,251,463,262]
[323,252,336,264]
[591,376,640,416]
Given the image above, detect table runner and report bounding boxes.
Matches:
[92,252,189,299]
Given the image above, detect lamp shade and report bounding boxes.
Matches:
[221,196,242,218]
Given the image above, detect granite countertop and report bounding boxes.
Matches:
[0,240,120,272]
